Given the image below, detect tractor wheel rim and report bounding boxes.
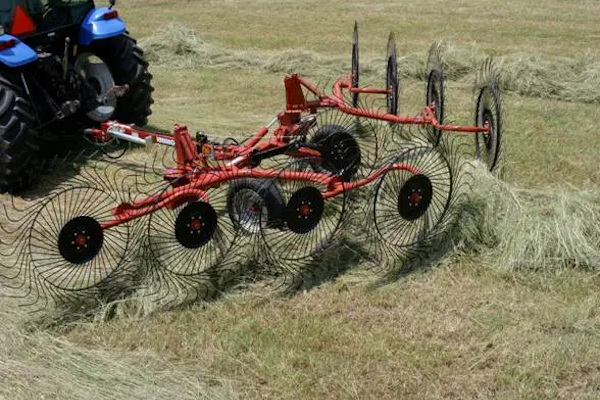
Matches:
[74,53,117,122]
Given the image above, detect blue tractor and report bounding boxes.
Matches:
[0,0,153,192]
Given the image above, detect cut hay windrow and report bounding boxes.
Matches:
[141,24,600,104]
[454,165,600,271]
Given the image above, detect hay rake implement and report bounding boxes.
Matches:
[0,24,504,309]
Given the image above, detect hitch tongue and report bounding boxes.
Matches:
[107,126,154,146]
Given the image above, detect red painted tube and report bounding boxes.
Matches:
[244,126,269,148]
[322,162,420,198]
[348,87,392,94]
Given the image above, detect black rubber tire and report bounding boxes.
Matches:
[0,74,39,193]
[91,34,154,126]
[226,179,285,232]
[309,124,361,182]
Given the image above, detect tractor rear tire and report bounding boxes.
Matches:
[0,75,39,193]
[92,34,154,126]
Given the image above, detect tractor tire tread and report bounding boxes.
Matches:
[0,76,39,193]
[93,34,154,126]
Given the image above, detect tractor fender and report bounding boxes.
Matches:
[0,34,37,68]
[79,7,127,46]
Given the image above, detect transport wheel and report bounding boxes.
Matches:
[308,124,361,182]
[226,178,285,235]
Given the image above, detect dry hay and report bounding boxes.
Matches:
[453,164,600,271]
[140,24,600,104]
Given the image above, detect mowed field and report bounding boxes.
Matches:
[2,0,600,399]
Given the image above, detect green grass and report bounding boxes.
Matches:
[1,0,600,399]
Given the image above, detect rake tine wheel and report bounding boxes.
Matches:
[24,183,137,306]
[474,57,504,172]
[351,21,360,107]
[145,174,240,278]
[258,158,348,264]
[367,144,457,271]
[386,32,399,115]
[425,41,446,146]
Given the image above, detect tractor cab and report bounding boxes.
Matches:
[0,0,94,39]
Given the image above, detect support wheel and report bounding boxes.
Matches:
[308,124,361,182]
[226,178,285,235]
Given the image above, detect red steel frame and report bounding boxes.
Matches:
[86,72,483,231]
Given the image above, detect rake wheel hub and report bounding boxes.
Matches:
[175,202,218,249]
[397,174,433,221]
[285,187,324,234]
[190,218,203,231]
[482,111,494,149]
[409,190,423,206]
[58,216,104,264]
[248,202,261,213]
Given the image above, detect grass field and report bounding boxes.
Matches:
[1,0,600,399]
